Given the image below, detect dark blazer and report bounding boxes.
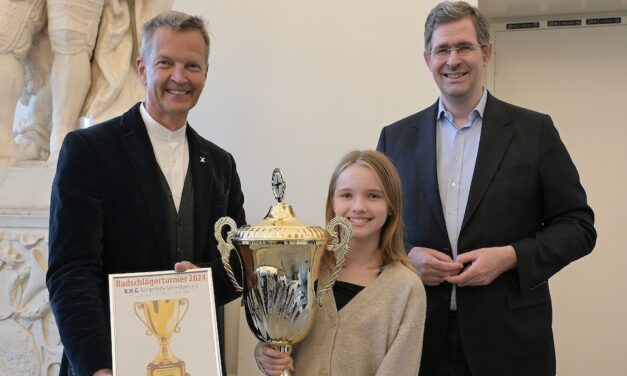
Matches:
[46,103,246,376]
[377,93,596,376]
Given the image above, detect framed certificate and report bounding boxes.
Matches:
[109,268,221,376]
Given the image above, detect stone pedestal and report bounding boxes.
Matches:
[0,166,61,375]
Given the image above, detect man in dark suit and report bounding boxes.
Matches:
[377,2,596,375]
[46,11,245,376]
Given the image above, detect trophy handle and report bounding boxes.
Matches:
[174,298,190,333]
[214,216,244,292]
[133,302,153,336]
[317,216,352,306]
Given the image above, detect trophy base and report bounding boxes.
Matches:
[147,360,189,376]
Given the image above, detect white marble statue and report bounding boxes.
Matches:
[46,0,106,163]
[0,0,47,167]
[0,0,173,167]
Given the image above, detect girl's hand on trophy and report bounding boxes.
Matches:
[174,261,199,272]
[255,343,294,375]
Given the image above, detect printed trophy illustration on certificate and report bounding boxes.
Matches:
[134,299,190,376]
[215,168,352,376]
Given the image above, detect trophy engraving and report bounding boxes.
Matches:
[215,169,352,376]
[134,299,190,376]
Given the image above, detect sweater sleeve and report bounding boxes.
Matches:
[375,276,426,376]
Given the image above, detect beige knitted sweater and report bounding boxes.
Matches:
[291,261,426,376]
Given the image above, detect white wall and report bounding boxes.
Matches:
[172,0,444,225]
[172,1,446,374]
[487,19,627,376]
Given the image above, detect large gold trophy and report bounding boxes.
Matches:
[134,299,190,376]
[215,168,351,376]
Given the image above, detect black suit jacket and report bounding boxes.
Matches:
[377,93,596,375]
[46,103,246,376]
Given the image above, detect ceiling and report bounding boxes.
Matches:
[479,0,627,19]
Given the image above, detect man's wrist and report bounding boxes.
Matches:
[93,368,113,376]
[503,245,518,270]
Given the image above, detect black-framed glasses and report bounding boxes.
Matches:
[428,44,485,59]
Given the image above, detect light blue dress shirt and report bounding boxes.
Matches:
[436,88,487,310]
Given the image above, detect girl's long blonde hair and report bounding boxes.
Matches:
[325,150,414,271]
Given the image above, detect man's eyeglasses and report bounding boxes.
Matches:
[428,44,485,59]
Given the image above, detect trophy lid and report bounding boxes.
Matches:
[232,168,329,245]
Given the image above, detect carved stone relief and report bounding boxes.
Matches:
[0,229,60,375]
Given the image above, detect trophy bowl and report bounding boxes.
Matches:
[215,168,351,376]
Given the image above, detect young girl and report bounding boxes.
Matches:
[255,150,426,375]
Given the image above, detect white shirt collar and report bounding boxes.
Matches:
[437,87,488,126]
[140,103,187,141]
